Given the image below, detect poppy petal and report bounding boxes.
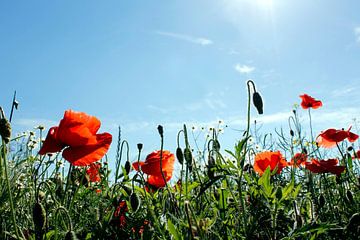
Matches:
[39,127,65,155]
[57,110,101,147]
[62,132,112,166]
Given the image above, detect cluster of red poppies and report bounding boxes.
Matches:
[253,94,359,176]
[38,93,359,186]
[38,110,176,188]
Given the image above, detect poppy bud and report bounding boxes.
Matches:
[157,125,164,137]
[214,189,220,201]
[347,146,353,152]
[184,148,193,170]
[318,194,325,209]
[207,165,215,180]
[0,118,11,143]
[213,140,221,151]
[290,130,294,137]
[65,231,78,240]
[275,187,282,200]
[130,192,140,212]
[346,190,354,203]
[137,143,143,151]
[302,148,308,155]
[33,202,46,231]
[296,215,303,227]
[176,147,184,165]
[347,213,360,230]
[125,160,131,175]
[252,92,263,115]
[336,175,341,184]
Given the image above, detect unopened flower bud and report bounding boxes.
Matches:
[130,192,140,212]
[318,194,325,209]
[252,92,264,115]
[137,143,143,151]
[0,118,11,143]
[65,231,78,240]
[125,161,131,175]
[184,148,193,171]
[346,190,354,203]
[33,202,46,231]
[176,147,184,165]
[290,130,294,137]
[157,125,163,137]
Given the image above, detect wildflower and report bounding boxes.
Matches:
[253,151,287,175]
[316,127,359,148]
[38,110,112,166]
[289,153,307,167]
[86,163,101,182]
[132,150,175,188]
[299,94,322,109]
[305,158,345,175]
[114,200,128,227]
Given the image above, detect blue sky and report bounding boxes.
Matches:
[1,0,360,164]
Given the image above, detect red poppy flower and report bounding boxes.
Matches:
[114,200,128,227]
[316,127,359,148]
[289,153,307,167]
[86,163,101,182]
[299,94,322,109]
[253,151,288,175]
[39,110,112,166]
[305,158,345,175]
[132,150,175,188]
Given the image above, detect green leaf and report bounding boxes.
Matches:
[281,180,294,201]
[258,167,272,197]
[167,219,181,240]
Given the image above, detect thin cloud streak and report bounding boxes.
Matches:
[234,63,255,74]
[155,31,213,46]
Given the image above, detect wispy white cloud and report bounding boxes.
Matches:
[331,86,356,97]
[186,92,227,111]
[355,27,360,42]
[155,31,213,46]
[234,63,255,74]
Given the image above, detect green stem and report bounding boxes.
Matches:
[2,141,24,239]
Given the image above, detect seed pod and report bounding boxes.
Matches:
[124,160,131,175]
[33,202,46,231]
[65,231,78,240]
[290,130,294,137]
[0,118,11,143]
[176,147,184,165]
[252,92,263,115]
[318,194,325,209]
[346,190,354,203]
[130,192,140,212]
